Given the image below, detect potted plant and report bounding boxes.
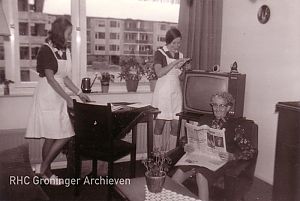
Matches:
[145,63,158,92]
[2,79,14,95]
[98,72,114,93]
[142,149,172,193]
[119,56,144,92]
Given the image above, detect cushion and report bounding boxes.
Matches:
[0,143,49,201]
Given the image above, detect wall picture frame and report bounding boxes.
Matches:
[257,5,271,24]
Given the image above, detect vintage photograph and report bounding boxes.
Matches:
[0,0,299,200]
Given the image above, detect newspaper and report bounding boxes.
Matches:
[175,123,228,171]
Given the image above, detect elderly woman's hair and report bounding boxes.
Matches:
[165,27,181,45]
[46,17,72,50]
[211,92,235,106]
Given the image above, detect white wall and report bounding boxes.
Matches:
[221,0,300,184]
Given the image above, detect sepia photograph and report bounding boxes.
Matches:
[0,0,299,200]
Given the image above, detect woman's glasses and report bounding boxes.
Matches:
[210,103,228,110]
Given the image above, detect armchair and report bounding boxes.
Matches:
[167,118,258,201]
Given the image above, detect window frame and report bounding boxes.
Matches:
[2,0,86,92]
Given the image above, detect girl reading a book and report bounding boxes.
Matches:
[171,92,257,201]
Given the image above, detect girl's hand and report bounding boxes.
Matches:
[184,144,195,153]
[219,152,235,161]
[67,98,74,109]
[174,58,191,69]
[170,58,185,69]
[78,93,91,103]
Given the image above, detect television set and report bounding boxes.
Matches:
[183,71,246,117]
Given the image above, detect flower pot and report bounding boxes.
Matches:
[125,80,139,92]
[145,171,166,193]
[149,79,157,92]
[101,81,109,93]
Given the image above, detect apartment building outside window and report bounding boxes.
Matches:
[95,32,105,39]
[110,20,119,28]
[18,0,28,11]
[98,20,105,27]
[0,45,4,60]
[160,24,166,30]
[110,45,119,51]
[31,47,39,60]
[20,46,30,60]
[95,45,105,51]
[19,22,29,36]
[157,36,165,42]
[30,23,47,37]
[110,33,119,40]
[0,44,4,83]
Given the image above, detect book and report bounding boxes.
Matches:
[175,123,228,171]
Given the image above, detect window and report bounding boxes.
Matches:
[18,0,28,11]
[20,46,30,60]
[31,47,39,60]
[19,22,29,36]
[95,32,105,39]
[98,20,105,27]
[110,33,119,40]
[30,23,47,36]
[109,45,119,51]
[21,70,30,81]
[125,33,137,41]
[157,36,165,42]
[0,45,4,60]
[87,31,91,41]
[0,44,5,83]
[160,24,166,30]
[95,45,105,51]
[110,21,118,27]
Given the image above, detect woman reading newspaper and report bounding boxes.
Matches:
[171,92,257,201]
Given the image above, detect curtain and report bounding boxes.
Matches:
[178,0,223,70]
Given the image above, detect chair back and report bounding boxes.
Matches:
[73,100,113,149]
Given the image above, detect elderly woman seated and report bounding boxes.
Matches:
[172,92,257,201]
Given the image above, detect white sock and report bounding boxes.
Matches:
[153,134,163,151]
[168,135,177,151]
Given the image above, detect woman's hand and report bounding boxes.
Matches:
[184,144,195,153]
[78,93,91,103]
[174,58,191,69]
[67,98,74,109]
[219,152,236,161]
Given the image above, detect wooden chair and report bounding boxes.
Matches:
[167,118,258,201]
[73,100,137,196]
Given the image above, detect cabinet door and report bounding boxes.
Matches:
[273,143,300,201]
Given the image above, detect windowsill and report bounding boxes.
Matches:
[0,82,153,97]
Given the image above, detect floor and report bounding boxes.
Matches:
[43,160,273,201]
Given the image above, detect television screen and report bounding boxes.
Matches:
[185,74,228,114]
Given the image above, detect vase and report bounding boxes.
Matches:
[125,80,139,92]
[145,171,166,193]
[149,79,157,92]
[101,81,109,93]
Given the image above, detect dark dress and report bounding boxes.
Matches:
[177,116,257,186]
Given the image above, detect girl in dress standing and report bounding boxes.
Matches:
[25,17,90,180]
[152,27,190,151]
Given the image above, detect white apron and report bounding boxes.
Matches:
[25,43,75,139]
[152,47,183,120]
